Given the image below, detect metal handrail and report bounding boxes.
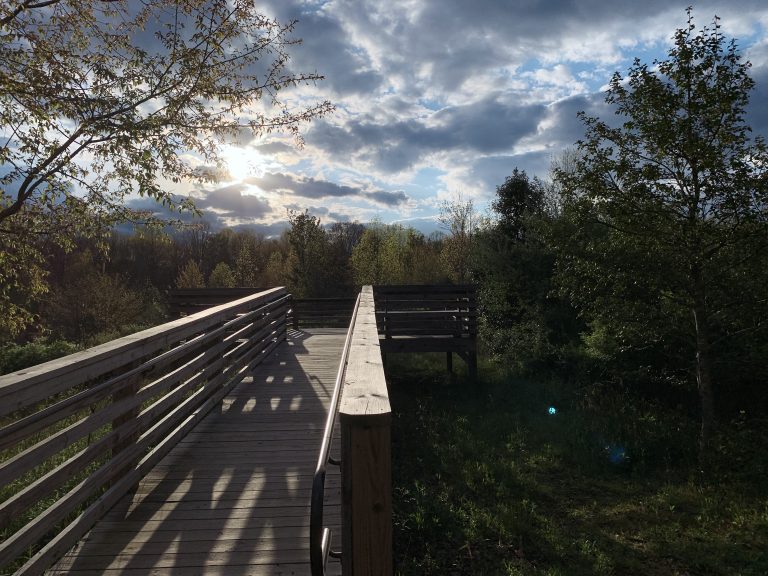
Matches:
[310,292,362,575]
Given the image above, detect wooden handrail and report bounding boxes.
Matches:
[310,292,362,575]
[0,287,290,576]
[339,286,392,576]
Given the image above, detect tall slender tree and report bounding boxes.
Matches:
[555,10,768,461]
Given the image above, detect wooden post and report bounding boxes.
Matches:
[340,286,392,576]
[340,413,392,576]
[446,351,453,374]
[111,361,142,461]
[112,360,142,484]
[292,297,299,329]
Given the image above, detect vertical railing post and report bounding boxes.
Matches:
[111,360,142,480]
[340,286,392,576]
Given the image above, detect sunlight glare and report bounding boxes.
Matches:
[220,145,261,182]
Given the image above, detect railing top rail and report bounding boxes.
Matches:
[0,287,287,417]
[339,286,390,422]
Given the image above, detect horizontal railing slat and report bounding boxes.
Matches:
[0,287,286,418]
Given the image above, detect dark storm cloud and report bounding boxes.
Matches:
[543,92,615,145]
[258,1,383,96]
[247,172,408,206]
[471,152,555,190]
[194,184,273,220]
[325,0,768,99]
[746,61,768,139]
[366,189,409,206]
[309,95,547,172]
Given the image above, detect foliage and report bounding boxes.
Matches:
[208,261,236,288]
[0,225,48,339]
[0,0,331,336]
[492,168,546,241]
[286,209,329,297]
[351,222,387,285]
[438,194,477,283]
[175,260,205,289]
[325,221,365,292]
[553,10,768,457]
[43,251,147,343]
[473,169,579,372]
[351,221,444,286]
[234,242,259,287]
[262,250,288,287]
[388,355,768,576]
[0,338,79,375]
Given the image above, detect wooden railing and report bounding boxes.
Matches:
[0,287,290,576]
[168,288,356,329]
[374,284,477,376]
[293,297,357,329]
[168,287,265,316]
[310,293,362,575]
[339,286,393,575]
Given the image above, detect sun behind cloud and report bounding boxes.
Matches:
[219,144,268,182]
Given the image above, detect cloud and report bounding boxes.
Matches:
[366,189,409,206]
[194,184,273,221]
[246,172,409,206]
[308,94,547,173]
[257,2,384,96]
[141,0,768,228]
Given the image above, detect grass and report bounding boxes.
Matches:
[387,354,768,576]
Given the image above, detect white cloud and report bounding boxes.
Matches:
[166,0,768,227]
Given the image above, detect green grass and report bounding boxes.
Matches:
[387,354,768,575]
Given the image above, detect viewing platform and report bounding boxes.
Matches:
[0,285,476,576]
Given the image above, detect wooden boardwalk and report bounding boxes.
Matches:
[47,329,345,576]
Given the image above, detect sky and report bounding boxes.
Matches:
[148,1,768,236]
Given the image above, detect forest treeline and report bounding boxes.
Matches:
[6,160,768,428]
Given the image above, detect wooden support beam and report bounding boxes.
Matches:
[339,286,392,576]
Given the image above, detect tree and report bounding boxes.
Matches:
[473,168,577,371]
[492,169,546,241]
[350,222,419,286]
[44,250,145,344]
[438,194,477,283]
[554,10,768,461]
[262,250,288,288]
[176,260,205,289]
[234,242,259,287]
[208,262,236,288]
[286,210,328,297]
[0,0,332,337]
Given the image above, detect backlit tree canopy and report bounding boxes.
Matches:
[0,0,332,336]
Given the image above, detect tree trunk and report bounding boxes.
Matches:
[692,279,716,469]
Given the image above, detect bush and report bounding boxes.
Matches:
[0,339,80,375]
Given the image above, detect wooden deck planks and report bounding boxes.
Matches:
[48,328,345,576]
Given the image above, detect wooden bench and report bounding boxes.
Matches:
[373,284,477,377]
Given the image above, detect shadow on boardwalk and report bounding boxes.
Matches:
[50,329,344,576]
